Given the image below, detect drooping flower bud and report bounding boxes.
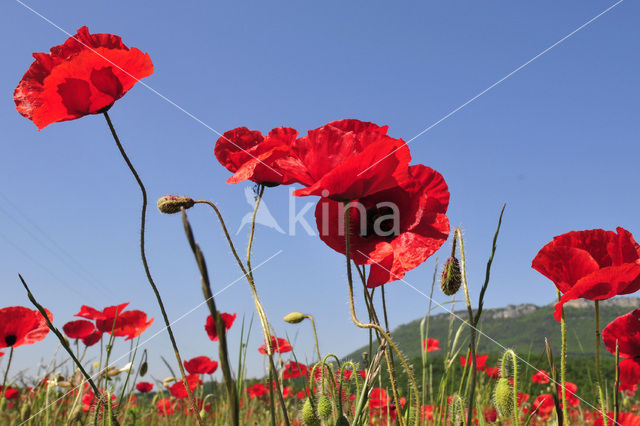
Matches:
[440,256,462,296]
[317,395,332,421]
[139,360,148,377]
[157,195,195,214]
[494,378,514,418]
[302,398,321,426]
[284,312,306,324]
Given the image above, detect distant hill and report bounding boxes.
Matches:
[343,297,639,363]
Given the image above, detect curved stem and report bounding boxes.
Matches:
[343,203,420,423]
[305,315,322,362]
[595,300,608,426]
[1,347,13,399]
[102,112,201,425]
[194,200,248,277]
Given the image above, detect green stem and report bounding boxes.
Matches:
[102,112,201,425]
[595,300,608,426]
[557,290,569,424]
[1,347,13,400]
[305,315,322,362]
[614,340,620,424]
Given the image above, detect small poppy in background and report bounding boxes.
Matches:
[0,386,19,400]
[532,394,555,418]
[423,338,441,352]
[135,382,153,393]
[63,320,95,340]
[0,352,4,357]
[246,383,268,399]
[558,382,580,407]
[618,359,640,392]
[603,309,640,392]
[168,374,201,399]
[157,397,174,416]
[594,412,640,426]
[204,313,236,341]
[460,354,488,371]
[484,408,498,423]
[0,306,52,349]
[282,361,307,379]
[76,303,153,340]
[532,228,640,321]
[14,26,153,130]
[358,370,367,380]
[485,367,501,380]
[258,336,292,354]
[184,356,218,375]
[532,370,551,384]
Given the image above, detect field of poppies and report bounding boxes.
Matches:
[2,24,640,426]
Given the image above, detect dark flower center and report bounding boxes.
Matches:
[361,206,399,239]
[4,334,17,347]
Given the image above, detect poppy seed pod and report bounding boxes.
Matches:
[302,398,321,426]
[157,195,195,214]
[494,378,514,418]
[284,312,306,324]
[440,256,462,296]
[317,395,332,421]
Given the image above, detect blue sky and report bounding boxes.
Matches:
[0,1,638,382]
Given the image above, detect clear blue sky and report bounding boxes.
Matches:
[0,1,638,381]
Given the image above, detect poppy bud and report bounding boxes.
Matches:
[302,398,321,426]
[284,312,306,324]
[157,195,195,214]
[494,378,514,418]
[317,395,332,421]
[139,361,148,377]
[440,256,462,296]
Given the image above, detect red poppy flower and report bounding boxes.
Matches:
[423,338,441,352]
[0,306,52,349]
[246,383,268,398]
[63,320,96,340]
[168,374,201,399]
[14,26,153,130]
[532,370,551,384]
[485,367,501,380]
[184,356,218,375]
[282,361,308,379]
[1,387,19,400]
[558,382,579,407]
[0,352,3,357]
[595,412,640,426]
[358,370,367,380]
[460,354,488,371]
[484,408,498,423]
[532,228,640,321]
[369,388,389,409]
[532,394,555,417]
[216,127,300,186]
[258,336,292,354]
[273,119,411,201]
[82,330,102,347]
[157,397,174,416]
[76,303,152,340]
[135,382,153,393]
[316,164,449,287]
[603,309,640,360]
[619,359,640,392]
[204,312,236,341]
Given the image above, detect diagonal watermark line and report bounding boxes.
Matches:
[12,0,283,178]
[355,249,603,415]
[20,249,283,425]
[357,0,624,177]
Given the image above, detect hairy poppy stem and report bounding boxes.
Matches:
[0,347,13,402]
[501,349,520,426]
[304,314,322,362]
[244,185,290,426]
[595,300,608,426]
[343,203,420,425]
[18,274,120,425]
[557,289,569,423]
[102,112,202,425]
